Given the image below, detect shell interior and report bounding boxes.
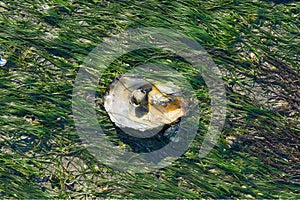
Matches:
[104,75,188,132]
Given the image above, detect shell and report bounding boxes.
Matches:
[104,75,188,132]
[0,58,7,67]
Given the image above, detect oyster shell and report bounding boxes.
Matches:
[104,75,188,132]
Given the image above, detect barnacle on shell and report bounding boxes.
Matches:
[104,75,189,132]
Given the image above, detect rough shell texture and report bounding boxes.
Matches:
[104,75,188,131]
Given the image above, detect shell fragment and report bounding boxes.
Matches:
[0,58,7,67]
